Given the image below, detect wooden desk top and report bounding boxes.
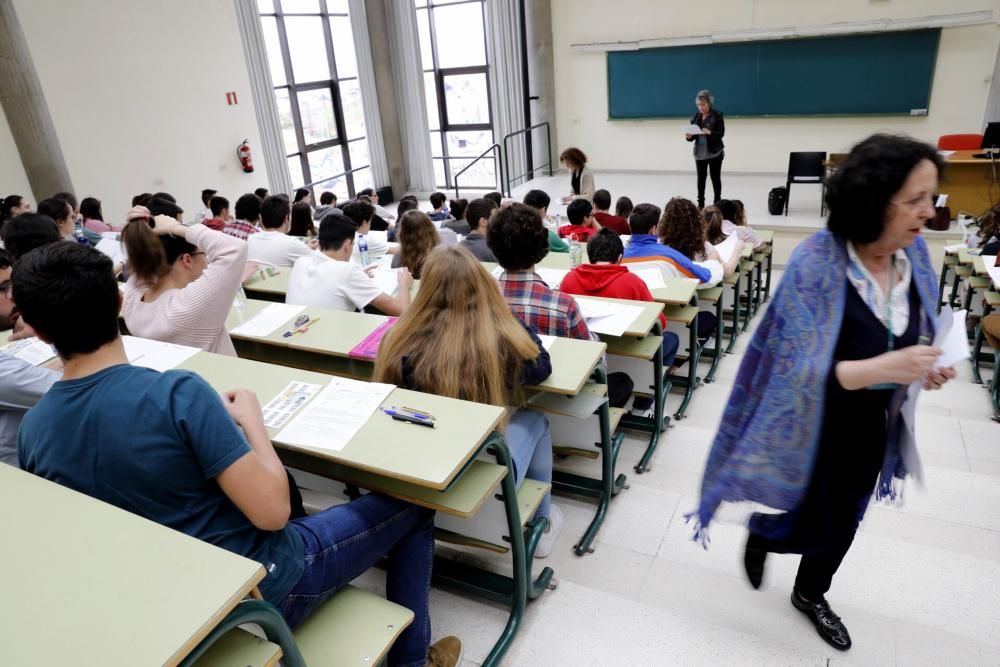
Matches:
[944,149,1000,164]
[0,465,264,666]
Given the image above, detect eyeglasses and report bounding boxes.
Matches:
[188,251,206,257]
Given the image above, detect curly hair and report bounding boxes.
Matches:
[487,202,549,271]
[397,210,439,279]
[658,197,706,260]
[977,203,1000,248]
[826,134,944,244]
[559,147,587,170]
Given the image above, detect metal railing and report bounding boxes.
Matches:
[297,165,371,192]
[453,143,505,200]
[502,122,552,196]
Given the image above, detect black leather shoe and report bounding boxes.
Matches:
[791,590,852,651]
[743,537,767,589]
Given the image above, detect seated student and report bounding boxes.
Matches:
[375,245,563,557]
[426,192,451,222]
[522,189,569,253]
[287,216,412,316]
[392,211,440,279]
[660,197,741,279]
[484,192,503,207]
[312,191,338,222]
[702,204,728,245]
[357,188,397,224]
[974,202,1000,256]
[560,229,679,369]
[196,188,217,224]
[718,199,764,249]
[0,213,61,260]
[442,199,470,235]
[343,199,397,263]
[388,196,418,243]
[357,195,392,232]
[13,242,462,667]
[37,198,84,244]
[622,203,712,282]
[289,201,317,238]
[558,198,602,242]
[293,188,312,207]
[591,190,630,236]
[615,196,633,222]
[202,196,229,232]
[0,248,60,467]
[223,194,262,241]
[254,187,269,200]
[52,191,102,244]
[459,197,498,262]
[246,196,314,268]
[81,197,118,234]
[121,205,247,356]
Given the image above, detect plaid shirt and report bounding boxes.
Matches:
[223,219,259,241]
[499,270,592,340]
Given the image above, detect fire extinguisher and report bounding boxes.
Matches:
[237,139,254,173]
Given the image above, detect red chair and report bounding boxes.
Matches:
[937,134,983,150]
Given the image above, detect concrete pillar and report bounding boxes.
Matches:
[364,0,408,198]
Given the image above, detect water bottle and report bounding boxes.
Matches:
[569,235,582,268]
[73,223,90,246]
[555,212,562,231]
[358,234,370,266]
[232,286,248,310]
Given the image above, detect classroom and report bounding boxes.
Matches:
[1,0,999,665]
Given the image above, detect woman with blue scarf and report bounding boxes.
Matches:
[691,135,957,652]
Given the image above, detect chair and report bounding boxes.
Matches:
[937,134,983,151]
[784,152,827,216]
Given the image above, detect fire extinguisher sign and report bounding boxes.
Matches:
[226,91,239,105]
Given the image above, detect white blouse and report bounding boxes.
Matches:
[845,241,912,337]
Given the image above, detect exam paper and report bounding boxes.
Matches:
[95,237,126,265]
[230,303,306,337]
[943,243,968,253]
[988,265,1000,289]
[536,267,568,289]
[490,265,504,280]
[276,377,395,452]
[714,234,739,264]
[1,338,56,366]
[536,334,557,352]
[122,336,200,372]
[628,267,666,290]
[682,124,702,135]
[370,267,400,295]
[261,381,323,429]
[932,306,969,370]
[574,297,642,336]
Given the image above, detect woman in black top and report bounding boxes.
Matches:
[685,89,725,209]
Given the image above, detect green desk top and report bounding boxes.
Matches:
[570,295,664,337]
[943,240,964,255]
[243,269,290,296]
[973,255,989,276]
[756,229,774,244]
[650,278,697,305]
[0,465,264,667]
[529,337,606,395]
[958,248,977,265]
[179,352,506,492]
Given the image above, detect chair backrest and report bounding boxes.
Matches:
[787,152,827,181]
[937,134,982,151]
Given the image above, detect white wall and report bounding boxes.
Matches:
[550,0,1000,173]
[12,0,270,220]
[0,107,32,201]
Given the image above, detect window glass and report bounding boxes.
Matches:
[339,79,366,140]
[353,167,373,193]
[275,88,299,155]
[330,17,357,78]
[308,145,345,183]
[297,88,337,145]
[257,0,275,13]
[415,9,434,71]
[443,73,489,125]
[433,4,486,68]
[284,17,330,83]
[280,0,320,13]
[288,155,304,188]
[260,18,286,86]
[424,72,440,131]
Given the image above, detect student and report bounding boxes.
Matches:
[389,196,419,243]
[132,193,153,207]
[522,190,569,253]
[484,192,502,207]
[289,201,317,238]
[81,197,116,234]
[559,147,595,204]
[203,196,230,232]
[591,190,630,236]
[459,198,498,261]
[312,191,338,221]
[224,194,263,241]
[0,214,61,260]
[196,188,217,224]
[660,197,741,278]
[374,245,563,557]
[246,196,314,268]
[615,196,634,221]
[427,192,451,222]
[358,195,392,232]
[442,199,470,235]
[37,198,82,244]
[343,200,392,263]
[0,248,60,467]
[293,188,312,206]
[719,199,764,249]
[254,187,269,200]
[703,204,727,245]
[287,215,412,316]
[121,206,247,356]
[392,211,439,279]
[622,203,712,282]
[12,241,461,667]
[558,198,602,242]
[1,194,32,232]
[357,187,397,223]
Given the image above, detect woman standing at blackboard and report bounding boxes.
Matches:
[685,90,725,209]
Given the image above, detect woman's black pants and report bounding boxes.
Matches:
[695,154,724,208]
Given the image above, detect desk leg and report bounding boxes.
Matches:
[752,260,763,318]
[948,273,962,310]
[673,305,702,421]
[620,322,670,474]
[972,303,991,385]
[741,268,754,332]
[178,599,306,667]
[704,296,725,384]
[992,352,1000,421]
[725,273,741,354]
[937,263,951,313]
[763,249,774,303]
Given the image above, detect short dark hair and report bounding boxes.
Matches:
[1,214,61,259]
[357,188,374,198]
[429,192,447,209]
[80,197,103,221]
[592,189,612,211]
[567,199,593,226]
[717,199,738,222]
[234,193,262,222]
[260,195,290,229]
[587,228,624,263]
[465,198,498,228]
[523,189,551,210]
[254,187,269,199]
[449,198,469,222]
[629,203,662,235]
[12,242,120,360]
[826,134,944,244]
[52,191,78,211]
[294,188,310,203]
[37,198,72,224]
[319,191,336,205]
[209,195,229,217]
[615,196,633,219]
[487,202,548,271]
[201,189,217,206]
[154,192,177,203]
[318,215,357,252]
[132,193,153,207]
[343,200,375,227]
[397,198,418,218]
[484,192,502,206]
[147,197,184,219]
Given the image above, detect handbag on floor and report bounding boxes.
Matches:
[767,187,787,215]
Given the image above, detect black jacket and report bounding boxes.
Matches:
[687,109,725,155]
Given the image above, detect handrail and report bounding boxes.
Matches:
[453,143,505,200]
[298,165,371,191]
[502,122,553,195]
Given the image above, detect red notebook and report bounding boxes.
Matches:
[348,318,398,360]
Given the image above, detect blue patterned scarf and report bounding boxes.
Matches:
[688,229,939,542]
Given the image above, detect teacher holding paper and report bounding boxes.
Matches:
[685,90,725,209]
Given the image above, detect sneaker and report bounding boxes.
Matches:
[534,503,564,559]
[790,590,852,651]
[426,636,463,667]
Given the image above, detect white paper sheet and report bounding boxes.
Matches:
[943,243,968,253]
[536,334,556,352]
[573,297,616,320]
[938,150,956,158]
[95,237,126,265]
[230,303,306,337]
[628,267,666,290]
[682,124,702,135]
[490,265,504,280]
[261,381,324,429]
[276,377,395,452]
[714,234,739,264]
[932,306,970,369]
[536,267,568,289]
[988,265,1000,289]
[1,338,56,366]
[122,336,201,372]
[371,267,399,295]
[573,297,642,336]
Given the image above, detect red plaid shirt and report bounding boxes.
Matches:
[499,270,592,340]
[223,219,259,241]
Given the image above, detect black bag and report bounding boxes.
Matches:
[606,372,635,409]
[768,187,787,215]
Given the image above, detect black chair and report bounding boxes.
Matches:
[784,152,827,215]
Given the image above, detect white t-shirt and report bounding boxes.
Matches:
[246,230,314,267]
[286,253,384,312]
[352,231,389,263]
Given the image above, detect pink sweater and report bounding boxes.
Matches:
[123,224,247,356]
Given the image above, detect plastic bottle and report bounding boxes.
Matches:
[358,234,370,266]
[555,212,562,231]
[73,223,90,246]
[569,235,582,268]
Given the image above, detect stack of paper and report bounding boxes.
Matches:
[536,267,568,289]
[628,267,666,290]
[682,124,702,135]
[122,336,201,372]
[574,297,642,336]
[276,377,395,452]
[230,303,306,337]
[932,307,970,369]
[1,338,57,366]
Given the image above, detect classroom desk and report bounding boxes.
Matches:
[243,270,290,302]
[1,465,265,666]
[940,150,1000,217]
[650,278,698,306]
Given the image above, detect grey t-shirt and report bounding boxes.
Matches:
[0,351,60,466]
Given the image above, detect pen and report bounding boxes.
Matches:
[383,408,435,428]
[284,318,321,338]
[400,406,435,421]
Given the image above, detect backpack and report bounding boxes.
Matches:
[767,187,787,215]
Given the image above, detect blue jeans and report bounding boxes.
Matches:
[662,331,680,367]
[280,495,435,667]
[505,409,553,519]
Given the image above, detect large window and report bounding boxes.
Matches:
[258,0,372,198]
[415,0,495,190]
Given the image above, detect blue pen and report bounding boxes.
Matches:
[382,408,435,428]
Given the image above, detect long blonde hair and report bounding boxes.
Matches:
[396,210,439,279]
[374,246,540,408]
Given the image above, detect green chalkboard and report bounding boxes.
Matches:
[607,29,940,118]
